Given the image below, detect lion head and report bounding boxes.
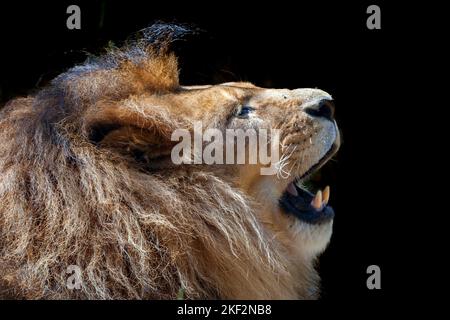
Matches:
[0,24,339,299]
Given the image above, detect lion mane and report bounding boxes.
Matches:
[0,24,316,299]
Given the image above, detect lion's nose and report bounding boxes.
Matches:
[304,99,335,120]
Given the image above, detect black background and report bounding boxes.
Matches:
[0,0,415,303]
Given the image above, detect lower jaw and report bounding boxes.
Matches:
[279,181,334,225]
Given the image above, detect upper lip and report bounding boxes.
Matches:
[298,141,339,181]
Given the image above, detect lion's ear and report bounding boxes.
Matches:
[84,101,180,166]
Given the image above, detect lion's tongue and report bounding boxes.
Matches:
[286,182,298,197]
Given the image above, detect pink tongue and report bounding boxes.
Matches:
[286,182,298,196]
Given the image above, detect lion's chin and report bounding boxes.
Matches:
[291,217,334,258]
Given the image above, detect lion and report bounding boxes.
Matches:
[0,24,340,299]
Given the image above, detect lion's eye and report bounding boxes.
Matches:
[236,106,254,118]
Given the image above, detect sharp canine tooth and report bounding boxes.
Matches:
[323,186,330,205]
[286,182,298,196]
[311,190,322,210]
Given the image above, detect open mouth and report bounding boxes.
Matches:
[279,144,338,225]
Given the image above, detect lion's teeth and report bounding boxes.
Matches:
[322,186,330,206]
[286,182,298,196]
[311,190,322,210]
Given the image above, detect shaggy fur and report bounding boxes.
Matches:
[0,24,337,299]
